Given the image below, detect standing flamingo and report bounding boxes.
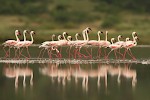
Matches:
[123,36,139,60]
[2,30,21,58]
[38,34,57,58]
[100,31,111,58]
[106,38,123,59]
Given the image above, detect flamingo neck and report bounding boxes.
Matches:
[30,33,34,43]
[63,33,67,40]
[98,32,101,41]
[52,35,55,41]
[132,32,135,41]
[111,39,114,44]
[133,37,137,45]
[23,32,26,41]
[105,32,108,41]
[67,37,71,41]
[86,31,89,41]
[75,34,78,41]
[58,36,61,41]
[15,33,20,41]
[82,30,86,41]
[118,36,120,42]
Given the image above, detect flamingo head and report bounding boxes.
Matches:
[76,33,81,37]
[15,30,21,35]
[30,31,36,34]
[68,36,72,41]
[135,36,139,41]
[111,38,116,42]
[119,35,123,39]
[132,32,137,37]
[87,27,92,31]
[63,32,68,36]
[126,37,130,41]
[98,31,103,34]
[52,34,56,38]
[23,30,29,34]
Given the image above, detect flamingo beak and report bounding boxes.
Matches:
[66,32,68,36]
[87,30,89,34]
[18,31,21,35]
[26,30,29,34]
[137,37,139,41]
[78,34,81,37]
[101,31,103,34]
[88,27,92,31]
[134,32,138,37]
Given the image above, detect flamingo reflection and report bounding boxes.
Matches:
[3,64,33,88]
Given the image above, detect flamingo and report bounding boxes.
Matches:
[123,36,139,60]
[38,34,57,58]
[100,31,111,58]
[2,30,21,58]
[106,38,123,59]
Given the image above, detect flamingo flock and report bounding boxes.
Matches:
[2,27,139,60]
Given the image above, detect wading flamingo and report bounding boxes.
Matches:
[3,30,21,58]
[123,36,139,60]
[106,38,123,59]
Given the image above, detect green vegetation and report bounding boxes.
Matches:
[0,0,149,44]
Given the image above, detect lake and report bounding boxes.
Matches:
[0,46,150,100]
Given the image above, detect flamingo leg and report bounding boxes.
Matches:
[19,48,28,59]
[3,47,9,58]
[38,48,44,58]
[106,49,113,59]
[41,49,46,58]
[114,50,118,59]
[8,48,10,58]
[127,49,136,60]
[116,50,123,58]
[66,46,69,58]
[104,48,107,59]
[123,49,128,59]
[97,47,101,59]
[26,47,31,58]
[47,49,52,58]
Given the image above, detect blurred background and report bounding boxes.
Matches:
[0,0,149,44]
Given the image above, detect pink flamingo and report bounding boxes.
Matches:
[100,31,111,58]
[38,34,57,58]
[106,38,123,59]
[123,36,139,60]
[2,30,21,58]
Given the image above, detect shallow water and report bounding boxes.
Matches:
[0,46,150,100]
